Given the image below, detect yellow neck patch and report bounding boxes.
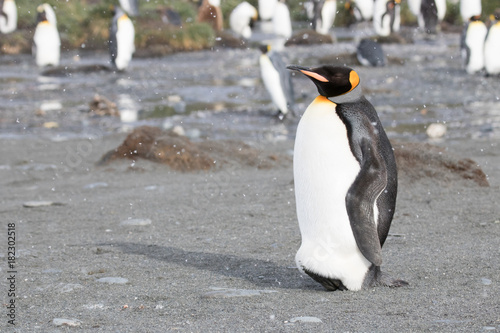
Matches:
[313,95,336,105]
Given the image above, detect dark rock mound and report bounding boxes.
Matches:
[285,29,334,46]
[98,126,284,171]
[394,142,489,187]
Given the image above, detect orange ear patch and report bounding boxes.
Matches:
[348,70,360,91]
[300,70,329,82]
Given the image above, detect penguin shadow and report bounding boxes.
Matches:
[99,242,322,291]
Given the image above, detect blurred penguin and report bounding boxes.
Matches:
[373,0,401,37]
[408,0,421,19]
[259,0,278,21]
[119,0,139,17]
[33,4,60,67]
[109,7,135,71]
[345,0,373,22]
[419,0,446,34]
[259,45,295,120]
[0,0,17,33]
[311,0,337,35]
[356,39,386,67]
[460,0,481,23]
[484,10,500,76]
[159,7,182,27]
[229,1,258,39]
[461,15,487,74]
[197,0,223,32]
[272,0,292,39]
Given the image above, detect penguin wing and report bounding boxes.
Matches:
[109,17,118,64]
[346,137,387,266]
[268,52,295,109]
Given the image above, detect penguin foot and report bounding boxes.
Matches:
[364,265,409,289]
[303,268,347,291]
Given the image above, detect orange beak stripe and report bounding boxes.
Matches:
[300,70,329,82]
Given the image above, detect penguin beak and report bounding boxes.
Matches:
[287,65,328,83]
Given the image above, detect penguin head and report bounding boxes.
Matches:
[287,65,360,98]
[36,4,48,23]
[259,44,271,54]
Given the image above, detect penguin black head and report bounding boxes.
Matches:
[287,65,360,98]
[259,44,271,54]
[36,4,48,23]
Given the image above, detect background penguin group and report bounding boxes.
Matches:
[33,3,60,67]
[461,8,500,76]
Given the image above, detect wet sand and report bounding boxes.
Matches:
[1,29,500,331]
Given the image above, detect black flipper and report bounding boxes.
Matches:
[346,137,386,266]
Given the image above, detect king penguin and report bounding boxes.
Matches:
[0,0,17,34]
[287,64,408,291]
[109,6,135,71]
[197,0,223,32]
[419,0,446,34]
[272,0,292,39]
[258,0,278,21]
[356,39,386,67]
[33,4,60,67]
[229,1,258,39]
[259,45,295,119]
[461,15,487,74]
[345,0,373,22]
[460,0,481,23]
[311,0,337,35]
[484,10,500,76]
[373,0,401,37]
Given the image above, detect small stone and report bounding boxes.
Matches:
[481,278,492,286]
[53,318,82,327]
[172,125,185,136]
[23,201,64,208]
[119,218,152,226]
[59,283,84,293]
[96,277,128,284]
[426,123,447,139]
[83,182,108,189]
[290,316,323,323]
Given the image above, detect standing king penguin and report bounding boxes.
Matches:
[259,45,294,119]
[373,0,401,37]
[258,0,278,21]
[33,4,60,67]
[461,15,487,74]
[345,0,374,22]
[287,64,408,291]
[229,1,258,39]
[419,0,446,34]
[311,0,337,35]
[484,10,500,76]
[197,0,223,32]
[0,0,17,34]
[109,7,135,71]
[272,0,292,39]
